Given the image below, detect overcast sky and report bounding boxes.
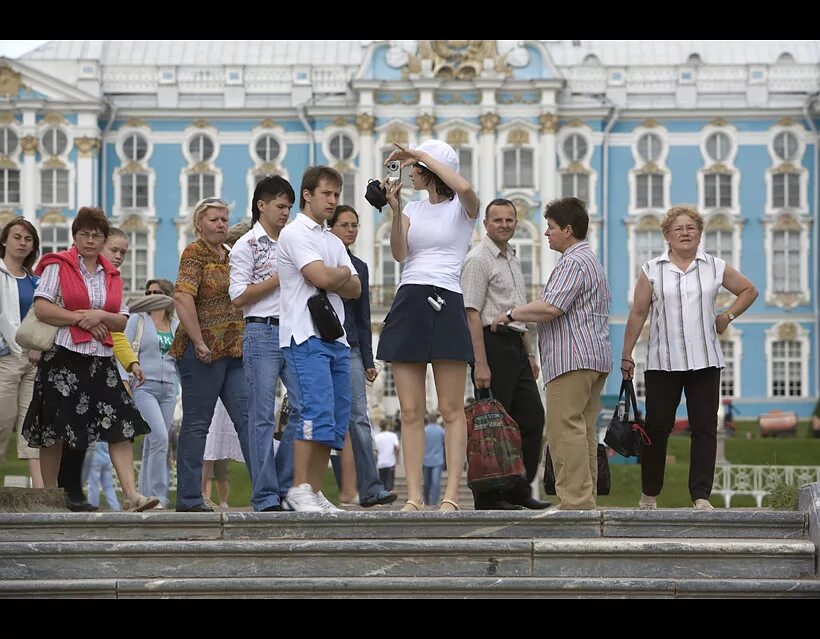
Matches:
[0,41,47,58]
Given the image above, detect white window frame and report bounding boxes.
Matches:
[246,123,290,217]
[557,126,597,215]
[0,166,21,205]
[762,213,811,307]
[39,166,71,207]
[0,126,20,156]
[765,124,809,217]
[179,126,223,256]
[322,128,358,164]
[628,126,670,216]
[497,121,538,196]
[626,214,665,302]
[38,215,71,255]
[437,120,480,194]
[697,124,740,218]
[114,215,155,294]
[765,322,810,398]
[40,126,70,157]
[718,326,742,399]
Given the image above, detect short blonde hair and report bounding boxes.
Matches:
[192,197,232,238]
[661,205,704,235]
[225,222,250,246]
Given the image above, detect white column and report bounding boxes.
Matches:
[355,112,376,271]
[478,112,499,237]
[74,137,99,208]
[20,136,38,225]
[539,112,559,283]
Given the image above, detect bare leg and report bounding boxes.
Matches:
[432,360,468,510]
[216,478,230,506]
[27,458,44,488]
[108,440,139,500]
[39,442,63,488]
[392,362,428,505]
[202,460,214,501]
[338,432,357,502]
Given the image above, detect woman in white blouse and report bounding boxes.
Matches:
[621,205,758,511]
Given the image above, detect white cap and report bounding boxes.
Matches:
[415,139,459,174]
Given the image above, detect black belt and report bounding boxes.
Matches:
[245,316,279,325]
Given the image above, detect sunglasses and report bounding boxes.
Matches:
[197,196,229,208]
[145,290,168,296]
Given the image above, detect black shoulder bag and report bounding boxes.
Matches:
[307,289,344,342]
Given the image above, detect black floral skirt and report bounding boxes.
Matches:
[22,346,151,449]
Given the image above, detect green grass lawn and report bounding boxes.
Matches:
[2,419,816,509]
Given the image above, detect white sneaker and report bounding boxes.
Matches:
[284,483,323,513]
[693,498,714,511]
[315,491,343,513]
[638,494,658,510]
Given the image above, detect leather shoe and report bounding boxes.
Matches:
[491,500,527,511]
[65,496,98,512]
[261,504,283,512]
[360,491,398,508]
[513,496,553,510]
[175,504,214,513]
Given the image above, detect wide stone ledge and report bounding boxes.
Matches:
[0,539,533,580]
[0,579,117,598]
[0,488,66,513]
[0,512,223,542]
[602,510,808,539]
[115,576,678,598]
[532,538,816,579]
[222,510,601,540]
[675,578,820,598]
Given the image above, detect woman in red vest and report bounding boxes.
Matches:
[21,207,158,512]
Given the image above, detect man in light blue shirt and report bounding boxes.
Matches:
[423,415,446,506]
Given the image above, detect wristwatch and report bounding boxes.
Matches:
[506,308,515,322]
[726,312,735,322]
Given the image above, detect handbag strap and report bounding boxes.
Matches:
[131,314,145,355]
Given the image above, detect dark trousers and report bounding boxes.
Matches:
[58,446,86,500]
[471,328,545,509]
[641,367,721,501]
[379,466,395,492]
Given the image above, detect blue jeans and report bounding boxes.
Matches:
[423,465,443,506]
[133,379,178,507]
[175,345,250,510]
[243,322,300,511]
[283,337,350,450]
[87,442,121,511]
[330,347,388,503]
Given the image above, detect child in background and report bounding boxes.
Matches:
[87,441,121,511]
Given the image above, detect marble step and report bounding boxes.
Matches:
[3,577,820,599]
[0,510,806,543]
[1,538,813,581]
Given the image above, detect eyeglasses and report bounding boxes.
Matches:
[75,231,105,241]
[335,223,359,230]
[671,225,699,235]
[145,290,167,296]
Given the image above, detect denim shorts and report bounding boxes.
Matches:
[283,337,351,450]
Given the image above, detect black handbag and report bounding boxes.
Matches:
[307,289,344,342]
[543,443,610,496]
[604,379,651,458]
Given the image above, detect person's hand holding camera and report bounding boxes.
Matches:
[385,142,421,169]
[383,177,402,213]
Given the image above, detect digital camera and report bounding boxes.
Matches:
[386,160,401,182]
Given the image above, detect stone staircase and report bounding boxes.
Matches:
[1,507,818,598]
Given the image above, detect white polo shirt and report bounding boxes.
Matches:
[277,213,357,348]
[228,222,281,319]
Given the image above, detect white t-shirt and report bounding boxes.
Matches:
[277,213,357,348]
[374,430,399,469]
[399,194,476,294]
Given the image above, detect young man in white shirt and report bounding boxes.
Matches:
[229,175,298,512]
[277,166,362,512]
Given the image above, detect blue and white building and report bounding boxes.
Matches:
[0,40,817,417]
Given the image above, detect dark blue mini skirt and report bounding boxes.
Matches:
[376,284,474,364]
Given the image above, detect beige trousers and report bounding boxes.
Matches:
[546,369,608,510]
[0,351,39,461]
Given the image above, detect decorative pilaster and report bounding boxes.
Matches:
[75,136,100,209]
[478,112,499,237]
[20,134,38,224]
[539,112,558,281]
[356,112,376,270]
[416,113,436,141]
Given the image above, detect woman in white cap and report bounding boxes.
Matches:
[378,139,479,511]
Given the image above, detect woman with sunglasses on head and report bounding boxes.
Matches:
[0,217,44,488]
[20,207,158,511]
[170,197,250,512]
[377,139,480,512]
[125,278,179,509]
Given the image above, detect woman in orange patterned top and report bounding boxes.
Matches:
[170,197,250,512]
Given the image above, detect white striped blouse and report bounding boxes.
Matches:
[537,240,613,384]
[643,248,726,372]
[34,260,129,357]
